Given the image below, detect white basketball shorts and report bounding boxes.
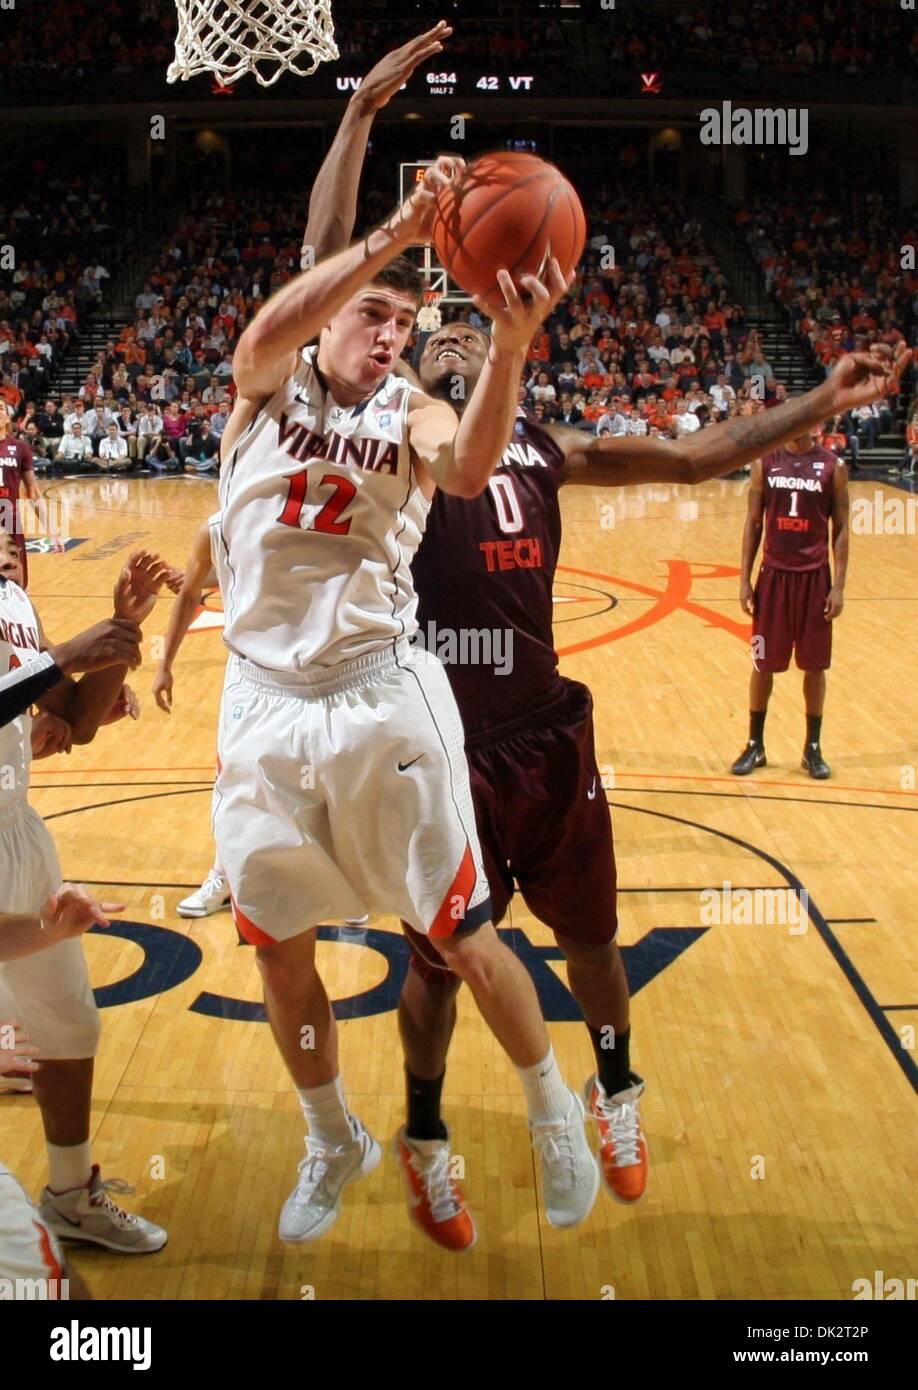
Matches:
[0,1163,66,1296]
[213,640,493,944]
[0,801,101,1060]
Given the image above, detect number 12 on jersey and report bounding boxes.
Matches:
[279,470,357,535]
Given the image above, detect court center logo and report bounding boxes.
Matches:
[189,561,754,659]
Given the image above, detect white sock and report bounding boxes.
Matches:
[297,1076,353,1147]
[517,1047,572,1126]
[47,1141,92,1194]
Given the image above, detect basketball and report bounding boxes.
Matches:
[430,151,586,312]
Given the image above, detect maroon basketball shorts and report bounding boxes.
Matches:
[753,564,832,673]
[403,677,618,978]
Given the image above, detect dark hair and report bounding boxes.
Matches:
[370,256,425,307]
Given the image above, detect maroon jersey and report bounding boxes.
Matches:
[0,437,33,537]
[412,410,565,728]
[761,444,836,571]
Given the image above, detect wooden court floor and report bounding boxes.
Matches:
[4,472,916,1301]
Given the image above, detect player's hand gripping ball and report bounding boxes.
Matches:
[431,152,586,313]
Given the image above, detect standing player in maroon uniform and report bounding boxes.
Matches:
[0,401,42,590]
[731,429,847,779]
[301,25,907,1251]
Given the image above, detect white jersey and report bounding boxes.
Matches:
[0,577,40,808]
[216,347,430,673]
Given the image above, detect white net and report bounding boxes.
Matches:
[167,0,339,88]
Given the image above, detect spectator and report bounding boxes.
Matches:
[36,399,64,443]
[208,402,230,440]
[556,394,583,427]
[97,422,130,473]
[56,421,93,472]
[20,420,52,474]
[161,401,189,452]
[116,405,139,462]
[527,369,557,404]
[62,399,88,434]
[136,404,163,462]
[183,420,220,475]
[83,398,113,450]
[147,436,181,474]
[710,374,736,417]
[596,403,628,437]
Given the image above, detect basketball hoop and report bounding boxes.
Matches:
[167,0,339,88]
[417,290,443,334]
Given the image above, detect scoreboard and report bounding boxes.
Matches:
[336,72,538,99]
[399,161,434,204]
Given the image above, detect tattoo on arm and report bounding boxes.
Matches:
[722,397,814,451]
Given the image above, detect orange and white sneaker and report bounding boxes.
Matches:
[396,1127,476,1253]
[584,1073,648,1203]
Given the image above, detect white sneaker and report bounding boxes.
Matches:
[278,1116,381,1243]
[178,869,231,918]
[38,1165,167,1254]
[531,1088,600,1229]
[344,915,369,926]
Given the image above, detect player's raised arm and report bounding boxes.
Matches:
[409,262,571,498]
[557,344,910,488]
[153,521,216,713]
[302,22,452,263]
[234,156,464,400]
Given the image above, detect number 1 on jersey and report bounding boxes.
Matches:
[788,490,799,518]
[279,470,357,535]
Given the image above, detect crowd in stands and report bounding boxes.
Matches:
[598,0,918,83]
[1,0,915,98]
[738,180,918,469]
[0,174,121,422]
[0,179,850,479]
[3,165,915,479]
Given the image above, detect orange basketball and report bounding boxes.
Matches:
[431,151,586,313]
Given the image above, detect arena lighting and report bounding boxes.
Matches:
[404,112,421,120]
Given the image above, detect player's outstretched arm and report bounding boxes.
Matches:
[154,522,216,713]
[557,344,911,487]
[302,22,452,263]
[409,262,571,497]
[234,156,463,400]
[738,459,765,616]
[37,551,169,744]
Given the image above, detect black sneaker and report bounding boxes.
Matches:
[802,743,831,779]
[730,741,766,775]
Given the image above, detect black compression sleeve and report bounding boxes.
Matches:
[0,654,65,727]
